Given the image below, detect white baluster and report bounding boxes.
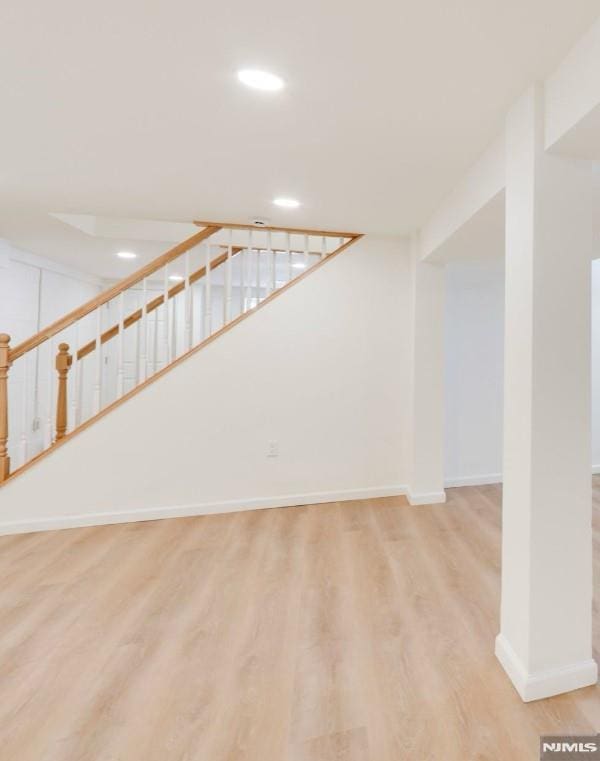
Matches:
[240,247,246,314]
[269,232,276,293]
[185,251,192,351]
[163,264,170,367]
[225,229,233,323]
[191,268,196,347]
[204,242,212,337]
[255,239,261,304]
[135,318,141,384]
[70,321,79,430]
[246,230,253,309]
[338,236,344,251]
[117,292,124,399]
[287,232,292,283]
[141,277,148,381]
[32,345,41,436]
[20,355,28,466]
[93,309,102,415]
[321,235,327,260]
[304,234,309,270]
[171,293,177,358]
[153,307,159,374]
[45,340,54,447]
[77,352,84,426]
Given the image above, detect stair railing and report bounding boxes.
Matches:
[0,221,361,482]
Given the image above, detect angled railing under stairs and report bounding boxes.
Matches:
[0,221,362,483]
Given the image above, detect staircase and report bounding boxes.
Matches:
[0,221,361,484]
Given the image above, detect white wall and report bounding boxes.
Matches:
[0,236,411,533]
[0,239,101,342]
[593,260,600,469]
[444,259,505,486]
[444,257,600,485]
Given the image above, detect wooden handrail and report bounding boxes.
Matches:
[193,220,361,239]
[9,225,222,362]
[76,245,243,361]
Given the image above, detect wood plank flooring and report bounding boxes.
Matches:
[1,479,600,760]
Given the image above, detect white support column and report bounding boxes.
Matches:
[406,233,446,506]
[495,84,597,702]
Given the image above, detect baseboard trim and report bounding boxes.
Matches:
[447,467,600,487]
[445,473,502,488]
[406,489,446,506]
[0,484,408,536]
[495,633,598,702]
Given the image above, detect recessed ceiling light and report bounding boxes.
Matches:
[168,274,184,282]
[116,251,137,259]
[237,69,284,91]
[273,197,301,209]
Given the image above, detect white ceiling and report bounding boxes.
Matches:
[1,0,599,275]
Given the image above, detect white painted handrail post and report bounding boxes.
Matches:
[93,309,102,415]
[204,242,212,337]
[225,229,233,322]
[117,292,125,399]
[304,234,309,270]
[321,235,326,260]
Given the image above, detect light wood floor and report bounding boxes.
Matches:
[2,481,600,760]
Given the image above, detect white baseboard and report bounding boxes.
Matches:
[445,473,502,488]
[448,467,600,487]
[0,484,408,536]
[406,489,446,506]
[495,633,598,702]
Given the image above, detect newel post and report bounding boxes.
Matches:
[0,334,11,482]
[55,343,72,441]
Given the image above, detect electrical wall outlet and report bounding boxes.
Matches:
[267,440,279,458]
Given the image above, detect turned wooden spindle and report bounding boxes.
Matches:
[55,343,73,441]
[0,334,11,482]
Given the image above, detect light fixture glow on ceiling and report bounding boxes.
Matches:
[168,274,184,282]
[273,197,301,209]
[237,69,284,91]
[116,251,137,259]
